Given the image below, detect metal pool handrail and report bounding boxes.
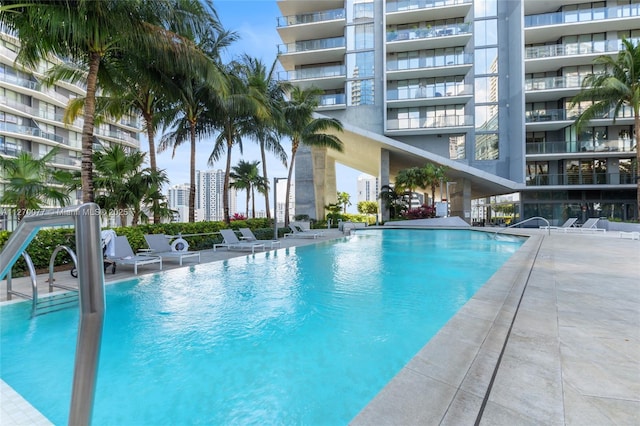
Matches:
[0,203,105,426]
[493,216,551,237]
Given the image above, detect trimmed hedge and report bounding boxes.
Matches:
[0,219,280,275]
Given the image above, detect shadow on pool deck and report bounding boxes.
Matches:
[1,228,639,425]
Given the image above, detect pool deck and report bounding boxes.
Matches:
[1,228,639,425]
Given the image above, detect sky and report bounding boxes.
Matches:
[153,0,362,214]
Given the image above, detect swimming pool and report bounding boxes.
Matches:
[1,229,523,424]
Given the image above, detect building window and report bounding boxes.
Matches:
[449,135,466,160]
[474,0,497,18]
[353,0,374,20]
[348,79,374,105]
[527,161,549,185]
[475,133,499,160]
[474,19,497,47]
[353,23,374,49]
[347,51,374,78]
[475,105,498,131]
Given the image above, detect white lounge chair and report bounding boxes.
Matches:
[540,217,578,230]
[214,229,265,254]
[238,228,281,249]
[107,236,162,275]
[143,234,201,265]
[284,224,322,239]
[563,218,606,233]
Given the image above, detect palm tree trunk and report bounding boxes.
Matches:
[81,52,101,203]
[635,111,639,220]
[189,121,197,223]
[245,188,250,218]
[260,142,271,219]
[223,130,233,225]
[144,111,161,224]
[284,142,298,227]
[251,186,256,218]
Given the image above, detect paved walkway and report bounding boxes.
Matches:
[1,228,639,425]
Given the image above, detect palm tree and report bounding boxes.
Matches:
[230,160,257,217]
[242,56,289,219]
[422,163,448,207]
[337,191,351,213]
[92,145,169,226]
[378,184,404,219]
[571,38,640,218]
[0,149,74,222]
[395,167,424,209]
[281,87,344,226]
[207,59,272,224]
[158,24,235,223]
[0,0,219,203]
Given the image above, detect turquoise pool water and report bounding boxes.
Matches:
[0,229,523,424]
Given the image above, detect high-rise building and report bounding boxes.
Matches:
[167,184,190,222]
[357,173,378,203]
[196,169,237,222]
[0,29,142,212]
[276,0,639,223]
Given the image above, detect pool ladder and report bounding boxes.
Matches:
[493,216,551,237]
[5,245,80,317]
[0,203,105,426]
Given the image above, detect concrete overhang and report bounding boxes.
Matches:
[316,113,525,199]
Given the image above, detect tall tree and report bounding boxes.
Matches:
[0,149,74,222]
[571,38,640,219]
[158,26,235,223]
[242,56,289,219]
[281,87,344,226]
[422,163,448,207]
[337,191,351,213]
[0,0,219,203]
[207,59,271,224]
[395,167,424,209]
[229,160,258,217]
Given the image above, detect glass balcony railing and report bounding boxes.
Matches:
[94,127,138,144]
[526,107,634,122]
[525,40,620,59]
[525,76,584,91]
[277,8,345,27]
[278,36,346,54]
[387,83,471,100]
[387,115,473,130]
[526,139,637,155]
[387,22,471,42]
[278,65,346,81]
[387,0,471,13]
[318,93,346,107]
[525,4,640,28]
[387,53,472,71]
[0,72,39,90]
[526,172,635,186]
[0,122,66,144]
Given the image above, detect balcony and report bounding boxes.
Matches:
[526,172,636,186]
[386,115,473,135]
[0,122,66,145]
[0,72,39,91]
[278,65,345,90]
[525,76,583,102]
[525,107,634,131]
[386,84,472,107]
[525,4,640,44]
[526,139,637,156]
[387,53,473,80]
[525,40,621,73]
[386,23,471,52]
[94,127,139,145]
[386,0,472,25]
[278,37,346,68]
[317,93,346,110]
[277,8,345,44]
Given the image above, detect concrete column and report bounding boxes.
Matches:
[380,149,390,222]
[449,178,472,224]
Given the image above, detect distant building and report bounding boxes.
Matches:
[196,169,237,222]
[276,179,295,223]
[167,184,190,222]
[357,174,378,203]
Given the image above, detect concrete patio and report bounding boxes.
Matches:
[1,228,639,425]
